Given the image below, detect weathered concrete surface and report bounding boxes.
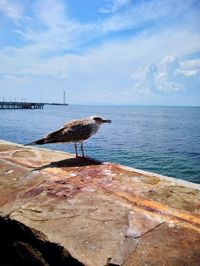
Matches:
[0,140,200,266]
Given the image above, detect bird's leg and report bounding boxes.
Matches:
[74,142,79,158]
[81,142,85,157]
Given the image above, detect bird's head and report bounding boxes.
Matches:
[91,116,112,124]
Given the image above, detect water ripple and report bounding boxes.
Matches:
[0,105,200,183]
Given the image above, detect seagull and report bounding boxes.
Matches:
[25,116,112,158]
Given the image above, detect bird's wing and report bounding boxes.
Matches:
[62,123,94,142]
[44,121,94,143]
[44,127,67,143]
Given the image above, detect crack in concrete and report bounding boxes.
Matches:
[121,223,166,265]
[121,242,139,266]
[86,216,118,222]
[22,208,42,213]
[132,222,165,239]
[10,211,80,222]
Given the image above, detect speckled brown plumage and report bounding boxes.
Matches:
[25,116,111,157]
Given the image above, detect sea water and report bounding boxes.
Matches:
[0,105,199,184]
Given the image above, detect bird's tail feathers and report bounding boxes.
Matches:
[24,138,45,146]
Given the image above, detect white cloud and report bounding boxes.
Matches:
[131,56,200,94]
[5,0,196,54]
[161,56,180,74]
[99,0,131,13]
[0,0,23,21]
[98,0,194,34]
[15,0,83,52]
[0,21,199,80]
[0,0,199,105]
[0,24,200,101]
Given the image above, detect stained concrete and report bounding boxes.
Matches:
[0,140,200,265]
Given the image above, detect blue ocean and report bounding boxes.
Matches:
[0,105,200,184]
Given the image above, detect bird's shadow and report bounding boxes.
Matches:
[32,157,102,172]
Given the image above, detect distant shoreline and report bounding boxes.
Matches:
[63,104,200,108]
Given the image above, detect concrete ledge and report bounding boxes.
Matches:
[0,140,200,266]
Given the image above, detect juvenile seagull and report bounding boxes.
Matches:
[25,116,111,158]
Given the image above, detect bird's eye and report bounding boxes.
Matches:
[93,117,102,122]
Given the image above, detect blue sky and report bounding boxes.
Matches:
[0,0,200,105]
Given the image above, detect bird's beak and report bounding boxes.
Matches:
[103,119,112,123]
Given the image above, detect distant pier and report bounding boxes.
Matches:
[0,101,44,109]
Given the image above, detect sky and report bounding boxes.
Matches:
[0,0,200,106]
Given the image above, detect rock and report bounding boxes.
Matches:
[0,140,200,266]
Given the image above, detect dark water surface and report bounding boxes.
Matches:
[0,105,200,183]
